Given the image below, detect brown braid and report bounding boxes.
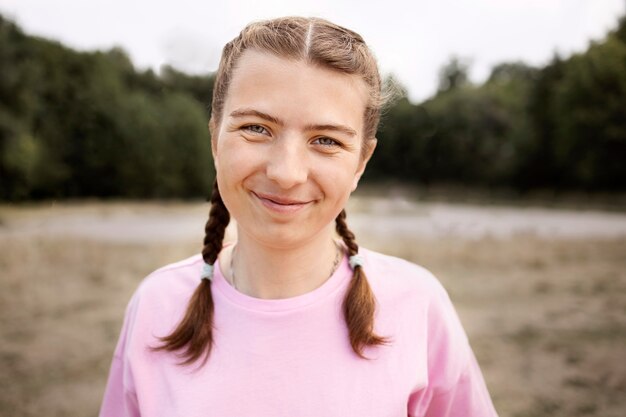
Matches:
[202,181,231,265]
[336,209,390,358]
[152,180,230,366]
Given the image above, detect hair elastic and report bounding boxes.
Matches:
[200,263,214,281]
[348,254,364,270]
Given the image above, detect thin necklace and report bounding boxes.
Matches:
[229,241,343,291]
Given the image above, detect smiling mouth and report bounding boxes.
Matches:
[252,191,313,213]
[253,192,311,205]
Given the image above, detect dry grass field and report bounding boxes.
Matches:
[0,199,625,417]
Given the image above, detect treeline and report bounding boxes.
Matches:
[1,15,625,201]
[1,15,215,200]
[367,16,626,192]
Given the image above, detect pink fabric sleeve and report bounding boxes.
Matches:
[408,281,498,417]
[99,295,141,417]
[422,349,498,417]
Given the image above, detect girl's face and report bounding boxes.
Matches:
[211,49,375,248]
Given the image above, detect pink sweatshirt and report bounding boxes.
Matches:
[100,247,498,417]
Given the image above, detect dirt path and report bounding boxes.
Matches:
[2,198,625,243]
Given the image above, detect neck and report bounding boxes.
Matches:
[227,225,342,299]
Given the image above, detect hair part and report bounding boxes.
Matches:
[209,16,398,157]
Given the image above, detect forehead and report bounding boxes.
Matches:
[223,49,368,133]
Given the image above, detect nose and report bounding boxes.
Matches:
[265,136,308,189]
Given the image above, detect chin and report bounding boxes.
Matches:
[244,223,330,250]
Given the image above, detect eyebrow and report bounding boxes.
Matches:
[229,108,357,137]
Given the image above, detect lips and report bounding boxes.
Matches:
[253,192,310,205]
[252,191,313,213]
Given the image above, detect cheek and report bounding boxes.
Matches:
[217,141,258,181]
[315,161,359,198]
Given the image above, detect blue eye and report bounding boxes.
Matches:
[243,125,268,135]
[314,137,339,147]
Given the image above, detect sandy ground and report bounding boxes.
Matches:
[2,197,626,243]
[0,198,625,416]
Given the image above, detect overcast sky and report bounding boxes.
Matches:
[1,0,624,102]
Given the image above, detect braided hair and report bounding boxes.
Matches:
[152,182,229,366]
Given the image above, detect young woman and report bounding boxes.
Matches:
[100,16,498,417]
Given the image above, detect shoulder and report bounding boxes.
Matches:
[109,253,205,357]
[360,247,471,367]
[129,253,205,313]
[359,247,447,300]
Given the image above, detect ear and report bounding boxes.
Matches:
[352,138,377,191]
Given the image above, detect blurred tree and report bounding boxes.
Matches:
[437,56,471,94]
[516,55,566,191]
[485,62,537,190]
[2,13,625,199]
[0,14,215,200]
[425,87,509,185]
[161,65,215,115]
[520,15,626,191]
[552,23,626,190]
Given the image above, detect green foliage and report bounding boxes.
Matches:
[161,65,215,114]
[369,17,625,192]
[518,16,626,191]
[1,13,625,199]
[437,56,471,94]
[366,96,437,183]
[425,86,516,184]
[368,61,537,188]
[0,14,214,200]
[551,34,626,190]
